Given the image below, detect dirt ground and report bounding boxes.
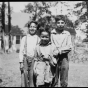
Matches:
[0,48,88,87]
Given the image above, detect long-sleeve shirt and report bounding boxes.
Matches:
[51,29,72,53]
[19,34,40,63]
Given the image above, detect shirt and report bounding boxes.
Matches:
[51,29,72,53]
[34,42,56,61]
[19,34,40,62]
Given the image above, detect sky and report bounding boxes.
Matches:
[0,1,82,13]
[0,2,31,12]
[10,2,29,12]
[0,1,87,38]
[10,2,33,12]
[1,1,85,24]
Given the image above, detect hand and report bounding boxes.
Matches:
[33,61,38,76]
[50,61,56,67]
[20,62,24,73]
[50,57,57,67]
[52,57,57,65]
[53,49,59,56]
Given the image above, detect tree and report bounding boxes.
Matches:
[85,1,88,17]
[1,2,5,33]
[1,2,5,50]
[68,1,87,28]
[22,3,34,13]
[22,2,52,21]
[8,2,11,48]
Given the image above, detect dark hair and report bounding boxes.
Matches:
[28,21,38,28]
[40,26,51,37]
[55,15,66,23]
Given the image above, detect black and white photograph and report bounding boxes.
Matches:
[0,1,88,87]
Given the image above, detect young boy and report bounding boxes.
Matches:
[19,21,40,87]
[33,28,57,87]
[51,15,72,87]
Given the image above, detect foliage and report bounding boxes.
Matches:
[73,1,86,16]
[36,16,52,36]
[22,2,52,21]
[5,24,23,35]
[23,3,34,13]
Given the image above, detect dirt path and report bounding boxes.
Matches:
[0,51,88,87]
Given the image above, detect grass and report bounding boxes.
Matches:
[0,43,88,87]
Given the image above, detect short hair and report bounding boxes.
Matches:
[55,15,66,23]
[28,20,38,28]
[40,26,51,37]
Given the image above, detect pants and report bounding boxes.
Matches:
[35,62,46,86]
[35,61,52,86]
[23,56,34,87]
[53,53,69,87]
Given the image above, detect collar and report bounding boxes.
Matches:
[39,41,52,46]
[51,29,67,34]
[27,34,37,37]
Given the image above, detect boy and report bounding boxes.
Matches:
[19,21,40,87]
[33,29,57,87]
[51,15,72,87]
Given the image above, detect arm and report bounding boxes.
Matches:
[48,44,57,66]
[51,33,55,45]
[34,46,39,72]
[34,45,39,62]
[19,36,26,63]
[59,34,73,54]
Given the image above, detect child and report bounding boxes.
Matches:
[19,21,40,87]
[51,15,72,87]
[33,28,57,87]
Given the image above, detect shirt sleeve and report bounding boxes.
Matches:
[59,34,73,52]
[51,34,55,45]
[37,36,40,44]
[34,45,38,61]
[19,36,26,63]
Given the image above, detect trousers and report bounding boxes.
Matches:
[52,53,69,87]
[23,56,35,87]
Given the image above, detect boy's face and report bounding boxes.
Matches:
[28,23,37,35]
[56,20,65,31]
[40,31,50,45]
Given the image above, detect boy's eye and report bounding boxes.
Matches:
[46,37,49,38]
[30,26,36,28]
[57,22,64,24]
[41,36,49,38]
[61,22,64,24]
[41,36,45,38]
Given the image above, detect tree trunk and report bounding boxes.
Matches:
[8,2,11,49]
[1,2,5,51]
